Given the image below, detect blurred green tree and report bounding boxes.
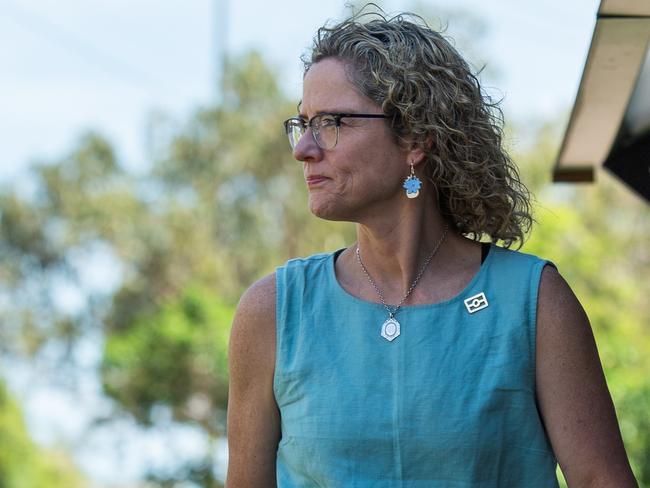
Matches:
[0,380,86,487]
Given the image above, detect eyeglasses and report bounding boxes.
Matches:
[283,113,387,150]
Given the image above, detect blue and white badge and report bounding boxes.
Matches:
[464,292,489,314]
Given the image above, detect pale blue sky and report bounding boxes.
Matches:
[0,0,602,485]
[1,0,600,182]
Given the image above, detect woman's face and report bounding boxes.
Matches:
[294,57,414,222]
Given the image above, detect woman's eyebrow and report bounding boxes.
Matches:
[308,108,363,117]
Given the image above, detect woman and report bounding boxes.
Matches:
[226,8,637,487]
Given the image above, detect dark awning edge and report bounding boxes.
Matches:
[553,167,595,183]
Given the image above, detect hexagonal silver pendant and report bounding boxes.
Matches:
[381,318,401,341]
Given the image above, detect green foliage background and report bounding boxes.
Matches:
[0,381,86,488]
[0,48,648,488]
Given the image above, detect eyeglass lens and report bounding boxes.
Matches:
[285,113,386,151]
[285,115,339,151]
[287,121,302,149]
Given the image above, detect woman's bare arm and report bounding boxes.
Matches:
[536,265,637,487]
[226,273,280,488]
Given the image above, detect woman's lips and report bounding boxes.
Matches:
[305,176,329,188]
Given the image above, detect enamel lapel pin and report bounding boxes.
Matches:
[464,292,488,314]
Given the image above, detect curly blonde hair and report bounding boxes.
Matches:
[303,7,532,248]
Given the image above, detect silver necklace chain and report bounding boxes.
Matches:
[355,224,449,319]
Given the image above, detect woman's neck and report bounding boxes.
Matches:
[351,196,451,302]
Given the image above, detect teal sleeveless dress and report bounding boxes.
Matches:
[274,245,559,487]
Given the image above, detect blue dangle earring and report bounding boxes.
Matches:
[403,162,422,199]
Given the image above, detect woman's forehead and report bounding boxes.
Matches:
[300,59,376,115]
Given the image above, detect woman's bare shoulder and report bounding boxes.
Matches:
[536,265,637,485]
[228,271,277,399]
[230,272,277,358]
[236,273,276,322]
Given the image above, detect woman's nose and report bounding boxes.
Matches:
[293,129,323,163]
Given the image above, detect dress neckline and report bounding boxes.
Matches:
[329,243,495,310]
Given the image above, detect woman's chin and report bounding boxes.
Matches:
[308,196,347,222]
[309,202,336,221]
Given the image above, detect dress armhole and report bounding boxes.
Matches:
[273,267,285,400]
[530,260,557,397]
[480,242,491,264]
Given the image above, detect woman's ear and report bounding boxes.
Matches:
[408,146,427,167]
[406,135,434,167]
